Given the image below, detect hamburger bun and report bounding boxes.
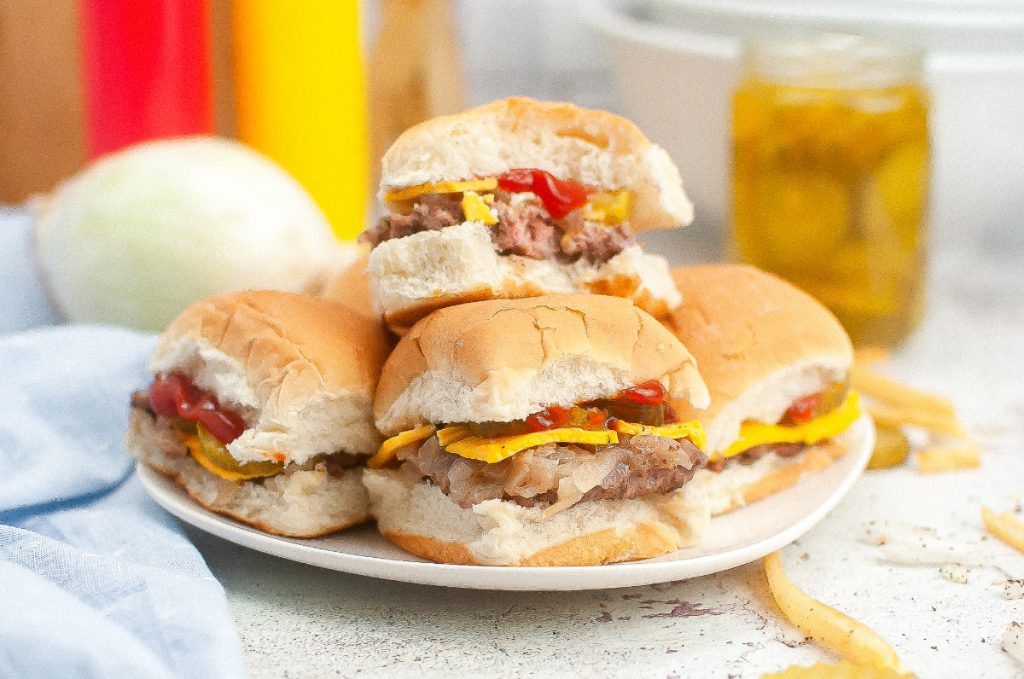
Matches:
[363,294,713,565]
[149,290,388,465]
[373,294,710,435]
[380,97,693,231]
[666,264,855,514]
[126,290,390,537]
[321,250,378,323]
[363,469,709,566]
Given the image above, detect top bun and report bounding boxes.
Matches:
[666,265,854,453]
[373,294,710,435]
[379,97,693,231]
[149,290,389,465]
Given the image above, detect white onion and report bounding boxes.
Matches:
[571,455,618,494]
[34,136,357,331]
[544,477,584,517]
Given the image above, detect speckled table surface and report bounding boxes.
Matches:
[187,236,1024,679]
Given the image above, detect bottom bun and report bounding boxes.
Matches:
[126,410,368,538]
[693,439,849,516]
[369,221,681,334]
[363,469,711,566]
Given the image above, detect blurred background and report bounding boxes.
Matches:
[2,0,1023,343]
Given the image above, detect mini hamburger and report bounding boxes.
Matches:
[360,97,692,334]
[362,294,713,566]
[126,290,389,537]
[667,265,861,515]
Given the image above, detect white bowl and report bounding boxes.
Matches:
[589,1,1024,254]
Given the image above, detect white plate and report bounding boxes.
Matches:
[138,415,874,591]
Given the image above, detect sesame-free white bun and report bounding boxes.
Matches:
[373,294,710,435]
[368,222,681,334]
[667,264,853,453]
[321,250,377,322]
[380,97,693,231]
[126,290,388,537]
[666,265,855,513]
[34,136,355,332]
[363,469,710,566]
[148,290,389,466]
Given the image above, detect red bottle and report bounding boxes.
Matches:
[81,0,212,158]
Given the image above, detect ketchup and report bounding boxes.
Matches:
[613,380,667,406]
[497,168,588,219]
[525,405,570,432]
[783,393,823,425]
[149,372,247,443]
[524,405,609,433]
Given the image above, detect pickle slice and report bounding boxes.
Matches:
[195,423,283,479]
[817,379,851,416]
[867,423,910,470]
[590,401,664,426]
[468,420,527,438]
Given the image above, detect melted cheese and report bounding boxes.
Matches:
[373,416,707,468]
[461,191,497,225]
[367,424,436,469]
[583,190,631,224]
[610,420,707,451]
[436,424,472,446]
[384,178,498,202]
[717,391,861,460]
[183,434,281,481]
[385,179,630,226]
[445,428,619,464]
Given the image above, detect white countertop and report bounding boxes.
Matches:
[186,234,1024,679]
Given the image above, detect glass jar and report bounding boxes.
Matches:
[731,34,929,347]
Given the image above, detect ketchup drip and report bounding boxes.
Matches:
[783,393,823,425]
[525,405,571,432]
[521,381,669,434]
[613,380,667,406]
[496,168,589,219]
[524,405,608,433]
[149,372,247,443]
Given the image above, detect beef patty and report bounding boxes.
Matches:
[395,433,707,511]
[361,192,635,264]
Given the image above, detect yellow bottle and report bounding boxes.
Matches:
[233,1,368,240]
[732,35,929,347]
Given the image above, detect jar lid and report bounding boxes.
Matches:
[745,33,924,88]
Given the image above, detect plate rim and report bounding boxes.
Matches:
[138,415,874,591]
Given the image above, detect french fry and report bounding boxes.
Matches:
[851,366,956,417]
[867,403,967,439]
[867,424,910,470]
[852,366,955,415]
[764,552,908,674]
[982,507,1024,555]
[916,441,981,473]
[762,661,908,679]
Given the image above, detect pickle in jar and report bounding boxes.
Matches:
[731,36,929,348]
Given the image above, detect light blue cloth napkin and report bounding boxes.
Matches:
[0,325,245,679]
[0,207,60,334]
